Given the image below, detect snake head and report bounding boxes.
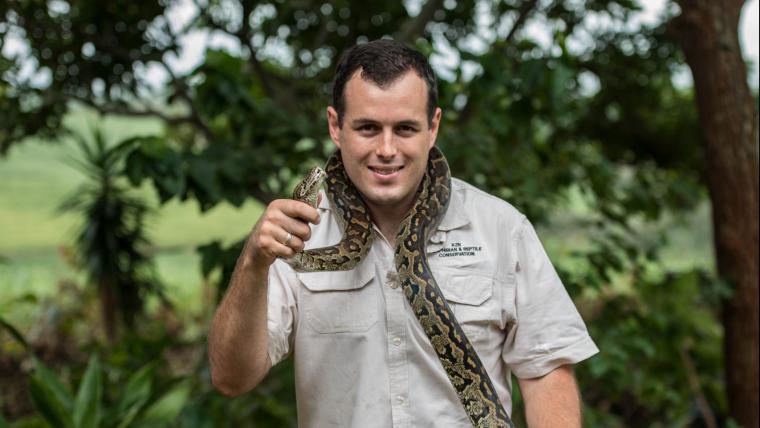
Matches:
[293,166,326,208]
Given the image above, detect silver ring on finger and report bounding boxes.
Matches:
[283,232,293,246]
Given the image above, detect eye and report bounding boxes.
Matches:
[396,125,418,135]
[356,124,379,133]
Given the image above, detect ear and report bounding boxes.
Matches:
[428,107,442,149]
[327,106,342,150]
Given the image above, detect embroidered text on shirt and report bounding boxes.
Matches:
[437,242,482,258]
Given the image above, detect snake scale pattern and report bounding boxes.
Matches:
[286,147,514,428]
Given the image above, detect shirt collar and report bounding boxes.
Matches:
[317,190,331,210]
[436,184,470,231]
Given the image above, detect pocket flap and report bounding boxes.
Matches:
[438,270,493,306]
[297,259,375,291]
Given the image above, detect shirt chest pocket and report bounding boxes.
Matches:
[436,269,500,343]
[297,264,379,334]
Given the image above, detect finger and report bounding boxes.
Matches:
[282,232,305,253]
[271,239,297,258]
[276,228,307,254]
[260,232,297,259]
[272,213,312,242]
[281,199,321,225]
[263,221,308,251]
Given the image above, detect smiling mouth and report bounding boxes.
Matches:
[369,166,404,176]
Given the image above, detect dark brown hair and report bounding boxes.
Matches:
[332,39,438,127]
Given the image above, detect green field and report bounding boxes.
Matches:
[0,109,264,328]
[0,108,715,330]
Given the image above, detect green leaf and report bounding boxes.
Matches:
[135,136,170,159]
[29,372,75,428]
[197,241,222,278]
[136,379,192,426]
[31,358,74,411]
[112,362,157,428]
[187,157,221,203]
[0,315,29,351]
[73,354,102,428]
[0,412,12,428]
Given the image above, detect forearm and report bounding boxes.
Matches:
[208,247,272,396]
[208,197,319,396]
[518,365,581,428]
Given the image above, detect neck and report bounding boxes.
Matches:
[366,196,416,247]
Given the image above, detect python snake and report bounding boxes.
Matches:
[286,147,514,428]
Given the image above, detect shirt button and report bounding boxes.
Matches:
[386,271,400,289]
[396,395,406,405]
[392,337,402,346]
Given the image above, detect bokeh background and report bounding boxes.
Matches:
[1,0,758,426]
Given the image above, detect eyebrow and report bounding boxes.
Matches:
[350,118,423,128]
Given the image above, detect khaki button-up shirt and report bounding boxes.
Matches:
[267,178,599,427]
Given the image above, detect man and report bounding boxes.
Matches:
[208,39,598,427]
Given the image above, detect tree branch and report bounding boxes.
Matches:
[397,0,445,44]
[71,95,210,135]
[310,13,330,52]
[504,0,540,44]
[156,60,216,141]
[456,0,540,126]
[235,0,277,99]
[195,0,281,101]
[679,343,719,428]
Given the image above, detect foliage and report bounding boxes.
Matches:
[579,269,727,426]
[177,359,297,428]
[197,239,245,303]
[26,354,192,428]
[2,305,298,427]
[57,127,165,341]
[1,0,701,218]
[0,315,29,351]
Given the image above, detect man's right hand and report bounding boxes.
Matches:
[208,196,321,396]
[245,198,321,271]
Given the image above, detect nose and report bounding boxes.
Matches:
[375,128,398,158]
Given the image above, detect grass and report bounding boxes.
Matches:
[0,109,263,252]
[540,200,715,274]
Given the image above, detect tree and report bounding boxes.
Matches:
[59,128,164,341]
[669,1,759,426]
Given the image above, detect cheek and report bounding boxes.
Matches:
[342,158,366,185]
[343,145,372,168]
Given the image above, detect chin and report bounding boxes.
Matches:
[360,188,401,206]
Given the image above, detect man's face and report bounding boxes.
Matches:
[327,70,441,214]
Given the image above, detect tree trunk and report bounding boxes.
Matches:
[669,1,759,427]
[99,278,119,343]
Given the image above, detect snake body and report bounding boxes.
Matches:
[287,153,374,272]
[287,147,513,428]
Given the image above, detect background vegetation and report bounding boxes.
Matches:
[1,0,757,426]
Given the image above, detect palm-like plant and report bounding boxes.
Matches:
[59,127,163,342]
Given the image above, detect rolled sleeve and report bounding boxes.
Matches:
[267,260,298,366]
[502,218,599,379]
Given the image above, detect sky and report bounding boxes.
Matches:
[641,0,758,84]
[740,0,759,74]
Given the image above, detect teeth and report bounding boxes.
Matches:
[372,167,401,175]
